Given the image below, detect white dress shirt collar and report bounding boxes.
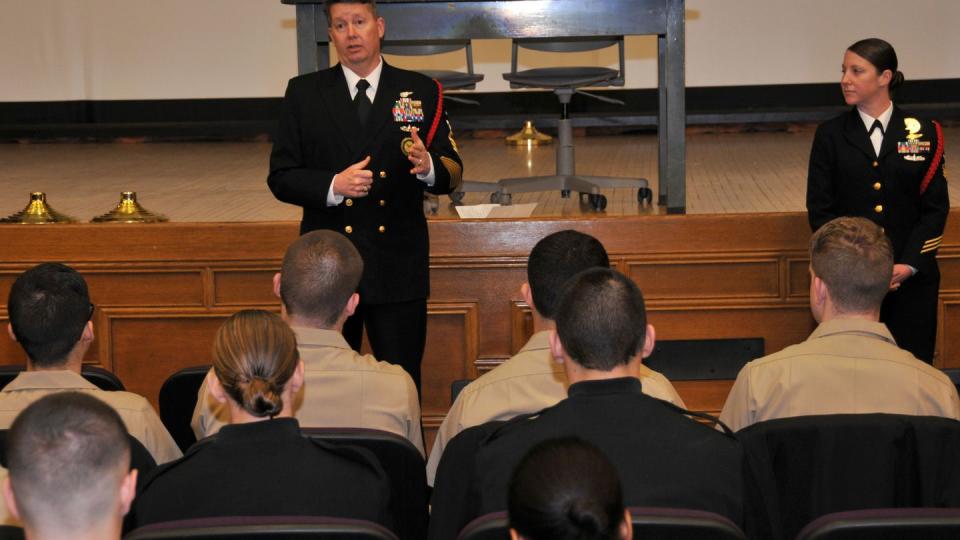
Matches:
[341,57,384,100]
[857,101,894,134]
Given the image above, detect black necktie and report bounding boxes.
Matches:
[869,119,884,137]
[354,79,372,125]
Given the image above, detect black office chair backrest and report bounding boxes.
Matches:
[451,378,472,404]
[382,39,473,57]
[157,365,210,453]
[0,526,23,540]
[0,364,124,391]
[382,39,484,95]
[643,338,764,381]
[628,507,747,539]
[301,428,427,540]
[795,507,960,540]
[942,368,960,397]
[124,515,398,539]
[738,414,960,540]
[455,508,747,540]
[509,36,626,87]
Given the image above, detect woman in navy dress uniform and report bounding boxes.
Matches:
[807,38,949,363]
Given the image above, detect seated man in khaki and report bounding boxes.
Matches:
[192,230,423,455]
[427,230,684,484]
[4,392,138,540]
[720,217,960,431]
[3,263,181,464]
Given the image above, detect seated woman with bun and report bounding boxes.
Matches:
[130,309,391,528]
[508,437,631,540]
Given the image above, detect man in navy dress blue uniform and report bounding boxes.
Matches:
[268,0,463,390]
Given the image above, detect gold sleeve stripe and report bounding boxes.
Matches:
[920,241,942,254]
[440,155,463,191]
[922,235,944,246]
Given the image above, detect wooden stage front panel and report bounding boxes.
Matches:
[3,211,960,452]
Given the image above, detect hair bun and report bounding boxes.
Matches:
[241,377,283,417]
[890,70,905,90]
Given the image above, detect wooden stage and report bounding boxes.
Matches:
[2,128,959,451]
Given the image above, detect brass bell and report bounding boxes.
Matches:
[505,120,553,146]
[1,192,77,224]
[92,192,168,223]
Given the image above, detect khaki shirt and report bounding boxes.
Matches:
[426,331,686,485]
[719,318,960,432]
[0,371,182,464]
[192,326,424,456]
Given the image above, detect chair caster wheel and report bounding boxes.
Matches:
[561,189,571,198]
[589,193,607,211]
[450,191,465,205]
[491,192,512,205]
[637,187,653,205]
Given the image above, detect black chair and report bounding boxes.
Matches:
[382,39,484,104]
[0,526,23,540]
[157,365,210,453]
[124,516,398,539]
[456,508,747,540]
[795,508,960,540]
[942,368,960,397]
[451,378,472,404]
[737,414,960,540]
[0,364,124,391]
[643,338,765,381]
[493,37,652,210]
[301,428,427,540]
[455,511,507,540]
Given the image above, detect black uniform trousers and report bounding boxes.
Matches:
[343,298,427,391]
[881,268,939,363]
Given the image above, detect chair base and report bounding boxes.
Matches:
[493,174,652,211]
[449,181,498,205]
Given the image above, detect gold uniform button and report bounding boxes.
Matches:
[378,225,386,233]
[379,170,387,179]
[874,205,883,213]
[345,199,353,207]
[873,182,882,191]
[344,225,353,234]
[379,199,386,207]
[872,161,879,168]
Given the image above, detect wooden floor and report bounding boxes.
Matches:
[2,126,958,221]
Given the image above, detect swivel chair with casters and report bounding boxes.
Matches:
[382,39,496,206]
[493,37,653,211]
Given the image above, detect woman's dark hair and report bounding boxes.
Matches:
[213,309,299,418]
[508,437,625,540]
[847,38,904,96]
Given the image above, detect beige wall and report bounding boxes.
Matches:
[2,0,958,101]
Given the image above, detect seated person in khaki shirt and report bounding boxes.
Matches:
[3,263,181,464]
[720,217,960,432]
[192,230,423,455]
[4,392,138,540]
[427,230,685,484]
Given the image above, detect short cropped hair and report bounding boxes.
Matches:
[810,217,893,313]
[527,230,610,319]
[323,0,377,24]
[7,392,131,534]
[509,437,625,540]
[554,268,646,371]
[280,230,364,327]
[7,263,92,367]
